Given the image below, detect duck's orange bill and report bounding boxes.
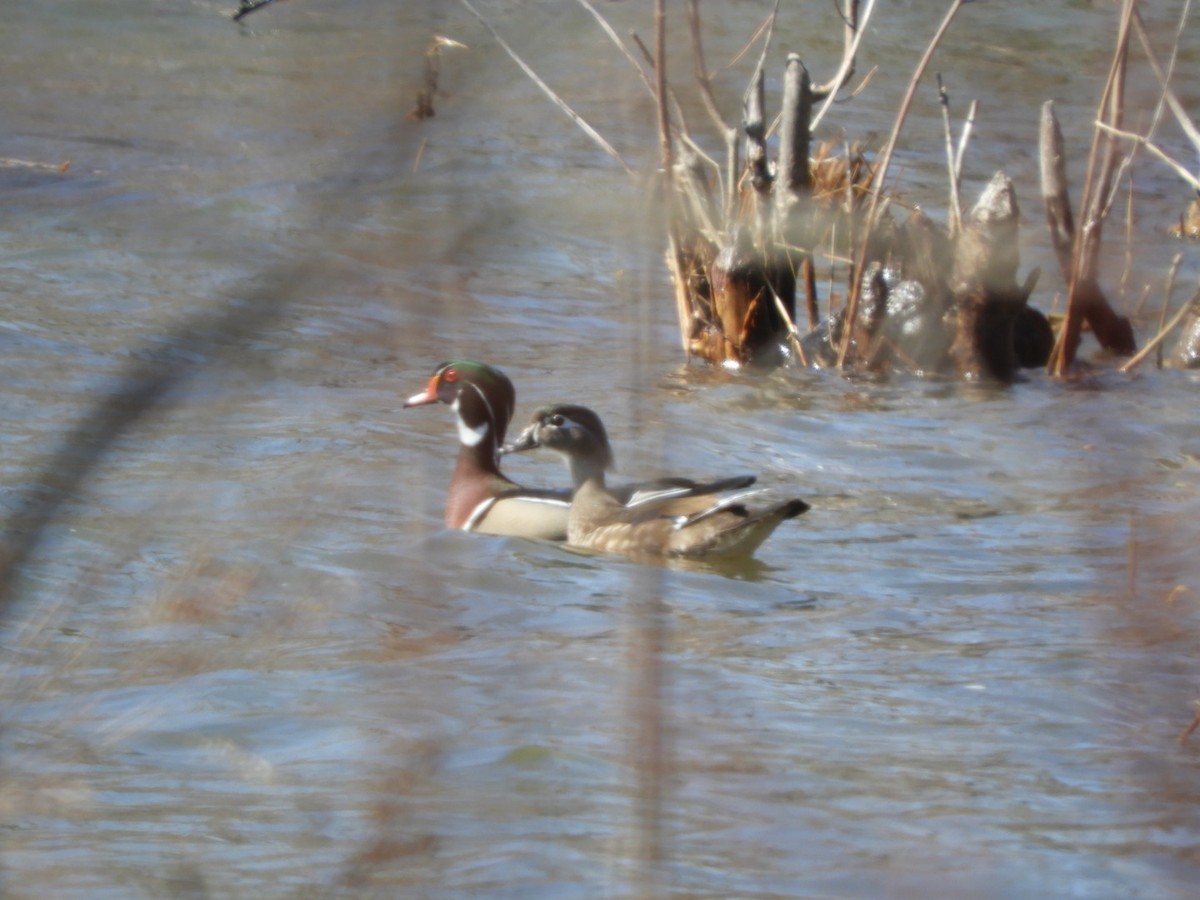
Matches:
[403,375,440,408]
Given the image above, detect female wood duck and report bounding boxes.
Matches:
[504,404,809,558]
[405,360,757,542]
[405,360,572,540]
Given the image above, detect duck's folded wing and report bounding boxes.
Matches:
[619,488,766,526]
[616,474,757,508]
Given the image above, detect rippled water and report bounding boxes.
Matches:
[3,1,1200,896]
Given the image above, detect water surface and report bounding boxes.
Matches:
[3,1,1200,896]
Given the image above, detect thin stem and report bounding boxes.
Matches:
[810,0,877,132]
[1051,0,1136,376]
[686,0,738,137]
[1119,284,1199,373]
[812,0,862,98]
[1096,122,1200,192]
[459,0,633,174]
[937,73,963,236]
[953,100,978,188]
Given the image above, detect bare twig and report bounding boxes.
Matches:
[1131,281,1153,320]
[812,0,862,98]
[1089,2,1194,222]
[1132,2,1200,156]
[1079,0,1134,270]
[459,0,634,174]
[1119,283,1199,373]
[937,73,963,235]
[686,0,740,136]
[1154,253,1185,366]
[733,15,776,72]
[810,0,878,132]
[1051,0,1136,375]
[1096,122,1200,192]
[770,283,808,365]
[654,0,671,177]
[953,100,978,189]
[576,0,656,100]
[1118,173,1134,302]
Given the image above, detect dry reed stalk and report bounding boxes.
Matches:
[1118,284,1199,373]
[1049,0,1135,375]
[954,99,977,191]
[1097,122,1200,193]
[1120,175,1135,302]
[654,0,672,202]
[686,0,775,221]
[811,0,861,96]
[937,74,964,236]
[1147,254,1185,352]
[725,10,777,73]
[1086,1,1194,243]
[809,0,877,132]
[837,0,970,368]
[685,0,739,137]
[770,282,808,364]
[1151,253,1185,363]
[1133,2,1200,160]
[576,0,657,100]
[459,0,633,174]
[1132,280,1154,320]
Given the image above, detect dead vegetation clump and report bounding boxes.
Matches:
[461,0,1200,380]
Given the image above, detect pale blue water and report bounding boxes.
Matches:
[2,1,1199,897]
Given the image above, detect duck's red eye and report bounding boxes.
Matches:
[443,368,459,383]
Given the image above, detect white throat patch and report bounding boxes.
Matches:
[452,397,489,447]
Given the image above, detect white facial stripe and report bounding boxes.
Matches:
[452,396,489,447]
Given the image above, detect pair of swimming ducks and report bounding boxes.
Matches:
[406,360,809,559]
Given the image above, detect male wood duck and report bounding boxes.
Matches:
[504,404,809,558]
[405,360,758,543]
[405,360,572,540]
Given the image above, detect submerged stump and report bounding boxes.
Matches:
[707,230,796,367]
[797,173,1051,381]
[947,172,1050,380]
